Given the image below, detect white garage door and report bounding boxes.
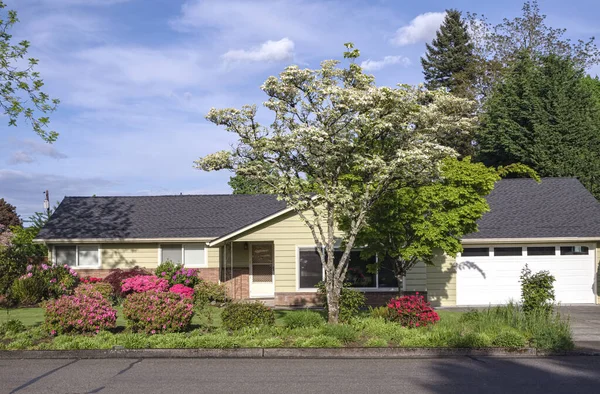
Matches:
[456,244,596,305]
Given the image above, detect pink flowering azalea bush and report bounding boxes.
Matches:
[11,263,79,304]
[387,293,440,328]
[121,275,169,295]
[75,282,115,303]
[123,291,194,334]
[169,284,194,299]
[44,291,117,335]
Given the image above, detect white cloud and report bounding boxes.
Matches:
[361,55,411,71]
[391,12,446,46]
[222,38,295,63]
[8,151,35,165]
[7,139,68,165]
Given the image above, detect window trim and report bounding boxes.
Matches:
[295,245,400,292]
[559,246,590,256]
[158,243,208,268]
[52,244,102,268]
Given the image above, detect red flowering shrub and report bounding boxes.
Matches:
[387,293,440,328]
[103,267,152,298]
[44,292,117,335]
[75,282,114,302]
[123,291,194,334]
[80,277,103,284]
[121,275,169,295]
[169,284,194,299]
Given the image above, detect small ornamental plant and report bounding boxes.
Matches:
[123,291,194,334]
[44,292,117,335]
[221,302,276,331]
[169,284,194,299]
[44,264,79,298]
[11,263,79,304]
[121,275,169,295]
[387,293,440,328]
[156,261,201,287]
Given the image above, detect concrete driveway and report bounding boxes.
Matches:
[558,305,600,349]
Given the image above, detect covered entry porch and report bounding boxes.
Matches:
[218,241,275,300]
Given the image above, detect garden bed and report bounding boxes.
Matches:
[0,305,574,351]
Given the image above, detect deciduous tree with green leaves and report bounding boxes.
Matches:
[0,1,59,142]
[0,198,21,228]
[352,158,537,292]
[421,9,476,99]
[196,44,478,323]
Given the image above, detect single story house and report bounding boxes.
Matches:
[34,177,600,307]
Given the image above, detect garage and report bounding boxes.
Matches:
[456,244,597,305]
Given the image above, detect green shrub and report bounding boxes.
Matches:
[0,319,26,336]
[10,275,46,305]
[369,306,390,320]
[194,280,229,308]
[492,330,527,348]
[123,291,194,334]
[364,337,388,347]
[520,264,555,315]
[459,309,481,323]
[294,335,342,348]
[453,332,492,348]
[283,310,324,329]
[0,226,47,295]
[155,261,201,287]
[221,302,275,331]
[316,282,366,322]
[75,283,114,303]
[321,324,359,344]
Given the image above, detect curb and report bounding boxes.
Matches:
[1,347,598,359]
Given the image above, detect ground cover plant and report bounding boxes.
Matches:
[0,303,573,351]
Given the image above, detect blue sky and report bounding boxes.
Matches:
[1,0,599,219]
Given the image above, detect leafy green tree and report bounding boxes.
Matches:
[196,44,478,323]
[352,158,536,291]
[0,1,60,142]
[477,51,600,197]
[228,174,272,194]
[467,0,600,101]
[0,198,21,228]
[421,9,476,99]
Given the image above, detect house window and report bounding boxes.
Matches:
[461,247,489,257]
[161,244,183,264]
[298,247,323,289]
[527,246,556,256]
[298,247,399,290]
[161,243,207,267]
[55,245,99,267]
[494,247,523,257]
[560,246,589,255]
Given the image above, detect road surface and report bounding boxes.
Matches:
[1,356,599,393]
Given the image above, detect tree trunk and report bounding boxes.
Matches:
[326,281,342,324]
[395,274,404,296]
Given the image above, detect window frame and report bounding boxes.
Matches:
[560,246,589,256]
[460,247,490,257]
[296,245,400,292]
[493,246,523,257]
[526,246,557,256]
[158,243,208,268]
[52,244,102,268]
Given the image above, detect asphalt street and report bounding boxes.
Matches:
[1,356,600,394]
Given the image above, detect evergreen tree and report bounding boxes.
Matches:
[421,9,475,98]
[477,51,600,197]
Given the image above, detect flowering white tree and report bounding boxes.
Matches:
[196,44,478,323]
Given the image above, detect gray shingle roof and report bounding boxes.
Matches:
[36,195,287,240]
[464,177,600,239]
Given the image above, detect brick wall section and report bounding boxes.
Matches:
[197,268,219,284]
[223,268,249,300]
[74,269,114,279]
[275,292,322,307]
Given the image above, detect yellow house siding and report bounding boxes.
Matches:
[101,243,158,269]
[207,246,220,269]
[405,261,427,291]
[426,250,456,307]
[233,211,318,293]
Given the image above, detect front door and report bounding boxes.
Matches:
[250,243,274,298]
